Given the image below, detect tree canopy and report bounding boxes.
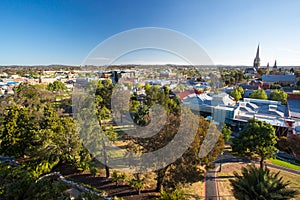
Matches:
[221,123,232,142]
[47,80,67,92]
[270,89,287,104]
[230,87,244,101]
[250,89,268,100]
[0,84,85,177]
[0,105,37,157]
[232,118,278,168]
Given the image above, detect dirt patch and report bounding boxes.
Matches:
[56,164,205,199]
[56,165,159,199]
[180,181,205,200]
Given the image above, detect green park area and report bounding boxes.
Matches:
[268,158,300,171]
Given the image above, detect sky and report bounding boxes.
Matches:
[0,0,300,66]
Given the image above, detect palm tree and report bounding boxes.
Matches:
[230,165,297,200]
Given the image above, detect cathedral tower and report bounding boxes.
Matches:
[253,44,260,69]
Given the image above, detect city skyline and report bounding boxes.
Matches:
[1,0,300,66]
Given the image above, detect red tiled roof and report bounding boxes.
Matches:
[174,90,194,100]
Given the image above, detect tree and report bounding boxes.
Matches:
[229,77,236,85]
[154,113,224,191]
[287,134,300,157]
[270,89,287,104]
[102,125,117,178]
[250,89,268,100]
[0,105,37,157]
[94,79,118,178]
[232,119,278,168]
[12,83,53,115]
[277,136,291,153]
[278,135,300,157]
[47,80,67,93]
[0,82,87,176]
[230,165,297,200]
[230,87,243,101]
[95,79,114,111]
[133,105,150,126]
[221,124,232,142]
[30,104,82,176]
[0,163,70,200]
[237,86,244,96]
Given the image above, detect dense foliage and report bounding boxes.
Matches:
[270,89,288,104]
[221,69,245,86]
[221,123,232,142]
[126,84,224,190]
[232,119,278,168]
[250,89,268,100]
[47,80,67,92]
[0,83,93,198]
[0,78,225,197]
[230,165,297,200]
[156,189,187,200]
[230,86,244,101]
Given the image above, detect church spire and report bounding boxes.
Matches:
[253,44,260,69]
[256,44,260,58]
[273,60,277,69]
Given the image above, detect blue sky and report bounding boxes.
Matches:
[0,0,300,66]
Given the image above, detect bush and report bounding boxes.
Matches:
[128,177,144,195]
[76,161,90,171]
[156,189,187,200]
[90,167,97,177]
[230,165,297,200]
[111,171,127,186]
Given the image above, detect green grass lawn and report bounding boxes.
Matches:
[268,158,300,171]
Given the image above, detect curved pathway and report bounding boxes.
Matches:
[205,152,300,200]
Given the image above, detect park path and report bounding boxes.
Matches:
[205,167,218,200]
[205,151,300,200]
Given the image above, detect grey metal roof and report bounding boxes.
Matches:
[211,93,235,106]
[288,100,300,118]
[262,74,296,83]
[236,98,288,118]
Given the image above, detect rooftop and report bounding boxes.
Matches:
[262,74,296,83]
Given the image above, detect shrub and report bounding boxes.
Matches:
[156,189,187,200]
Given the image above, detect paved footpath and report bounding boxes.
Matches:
[266,163,300,175]
[205,167,218,200]
[205,152,246,200]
